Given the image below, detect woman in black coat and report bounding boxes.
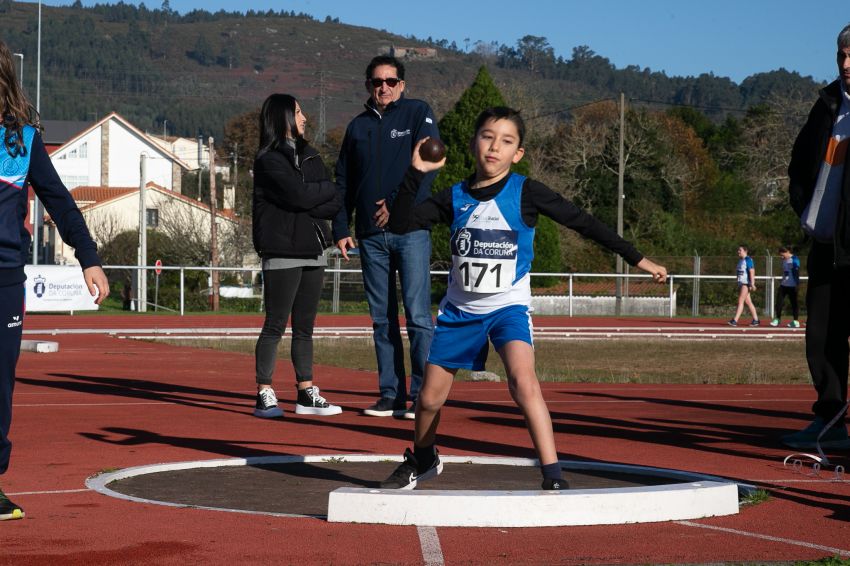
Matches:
[251,94,342,417]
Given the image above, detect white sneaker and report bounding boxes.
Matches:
[295,386,342,416]
[253,388,283,418]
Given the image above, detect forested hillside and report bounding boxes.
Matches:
[0,0,829,267]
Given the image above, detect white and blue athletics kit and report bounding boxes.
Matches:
[389,169,645,371]
[432,174,535,369]
[736,256,754,286]
[446,173,534,313]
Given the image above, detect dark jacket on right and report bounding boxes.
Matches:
[252,142,342,259]
[788,79,850,266]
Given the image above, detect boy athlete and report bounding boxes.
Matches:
[382,107,667,490]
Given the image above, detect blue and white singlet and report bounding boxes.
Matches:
[736,256,754,286]
[446,173,535,314]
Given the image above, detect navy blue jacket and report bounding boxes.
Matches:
[332,96,439,241]
[0,126,100,287]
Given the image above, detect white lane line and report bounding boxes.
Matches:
[677,520,850,557]
[7,488,89,496]
[417,526,445,566]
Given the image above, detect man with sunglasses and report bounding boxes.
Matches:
[333,55,440,419]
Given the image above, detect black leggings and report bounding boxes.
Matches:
[775,285,799,320]
[255,266,324,386]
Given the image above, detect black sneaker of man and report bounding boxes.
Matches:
[363,397,405,417]
[0,488,24,521]
[295,386,342,416]
[253,388,283,418]
[541,478,568,490]
[380,447,443,489]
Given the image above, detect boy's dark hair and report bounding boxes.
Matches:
[365,56,405,81]
[778,246,790,254]
[474,107,525,147]
[738,244,749,253]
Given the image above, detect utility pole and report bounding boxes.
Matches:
[33,0,42,265]
[232,142,238,208]
[318,70,327,145]
[138,154,148,312]
[197,132,203,200]
[615,92,625,316]
[209,137,219,311]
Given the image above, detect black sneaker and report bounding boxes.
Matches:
[380,447,443,489]
[403,400,416,420]
[541,478,568,490]
[253,388,283,418]
[295,386,342,416]
[363,397,404,417]
[0,488,24,521]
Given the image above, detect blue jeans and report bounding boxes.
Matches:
[359,230,433,404]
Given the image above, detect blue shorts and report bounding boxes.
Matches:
[427,301,533,371]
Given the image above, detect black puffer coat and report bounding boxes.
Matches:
[252,142,342,258]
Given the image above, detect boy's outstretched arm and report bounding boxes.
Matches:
[636,257,668,284]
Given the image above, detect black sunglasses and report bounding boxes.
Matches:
[369,77,401,88]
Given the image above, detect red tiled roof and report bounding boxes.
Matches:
[69,186,137,205]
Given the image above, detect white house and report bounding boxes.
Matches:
[49,113,193,193]
[46,182,242,267]
[150,135,231,182]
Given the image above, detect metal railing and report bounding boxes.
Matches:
[100,262,807,318]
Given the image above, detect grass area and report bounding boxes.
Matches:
[162,337,810,385]
[740,488,771,506]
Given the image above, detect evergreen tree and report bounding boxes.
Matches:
[434,66,506,192]
[431,66,561,284]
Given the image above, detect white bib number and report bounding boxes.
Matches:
[451,227,518,294]
[455,259,514,293]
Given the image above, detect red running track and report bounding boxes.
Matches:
[1,315,847,565]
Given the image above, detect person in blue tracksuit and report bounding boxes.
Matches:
[0,40,109,521]
[380,107,667,490]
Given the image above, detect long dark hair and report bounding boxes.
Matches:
[257,93,302,158]
[0,40,37,157]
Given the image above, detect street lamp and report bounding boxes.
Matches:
[32,0,42,265]
[12,53,22,87]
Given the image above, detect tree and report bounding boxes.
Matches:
[432,66,561,282]
[516,35,555,75]
[434,66,506,193]
[188,34,215,66]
